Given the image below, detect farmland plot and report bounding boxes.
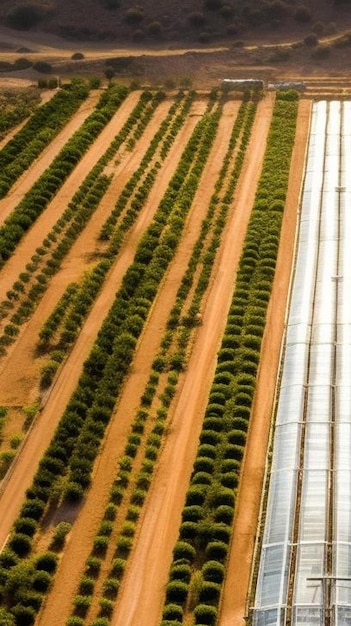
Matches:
[0,85,308,626]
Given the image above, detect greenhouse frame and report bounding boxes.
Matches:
[251,101,351,626]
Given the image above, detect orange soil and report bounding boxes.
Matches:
[218,98,312,626]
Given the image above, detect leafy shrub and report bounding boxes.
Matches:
[79,576,95,594]
[50,521,71,550]
[32,570,52,592]
[170,563,192,583]
[98,597,115,616]
[67,617,85,626]
[162,603,184,620]
[10,604,36,626]
[194,603,217,624]
[199,580,221,603]
[93,535,109,556]
[85,556,102,578]
[35,552,58,573]
[202,560,225,583]
[111,558,126,577]
[8,533,32,557]
[13,518,37,538]
[73,595,91,616]
[125,6,144,23]
[102,577,119,599]
[166,580,188,603]
[205,541,228,561]
[173,541,196,563]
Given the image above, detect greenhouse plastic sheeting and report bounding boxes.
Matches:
[252,100,351,625]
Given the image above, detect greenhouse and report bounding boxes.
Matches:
[252,101,351,625]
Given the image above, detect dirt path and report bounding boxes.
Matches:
[0,90,101,225]
[218,98,312,626]
[37,98,238,626]
[0,98,207,548]
[110,95,274,626]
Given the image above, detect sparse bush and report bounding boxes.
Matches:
[194,602,217,624]
[147,21,162,38]
[304,33,318,47]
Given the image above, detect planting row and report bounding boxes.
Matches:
[0,89,165,355]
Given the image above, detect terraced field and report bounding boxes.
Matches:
[0,82,311,626]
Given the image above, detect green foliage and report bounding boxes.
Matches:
[202,560,225,583]
[194,602,218,624]
[166,580,189,604]
[162,603,184,620]
[35,552,58,573]
[0,608,16,626]
[8,534,32,558]
[73,594,91,616]
[173,541,196,563]
[50,522,72,550]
